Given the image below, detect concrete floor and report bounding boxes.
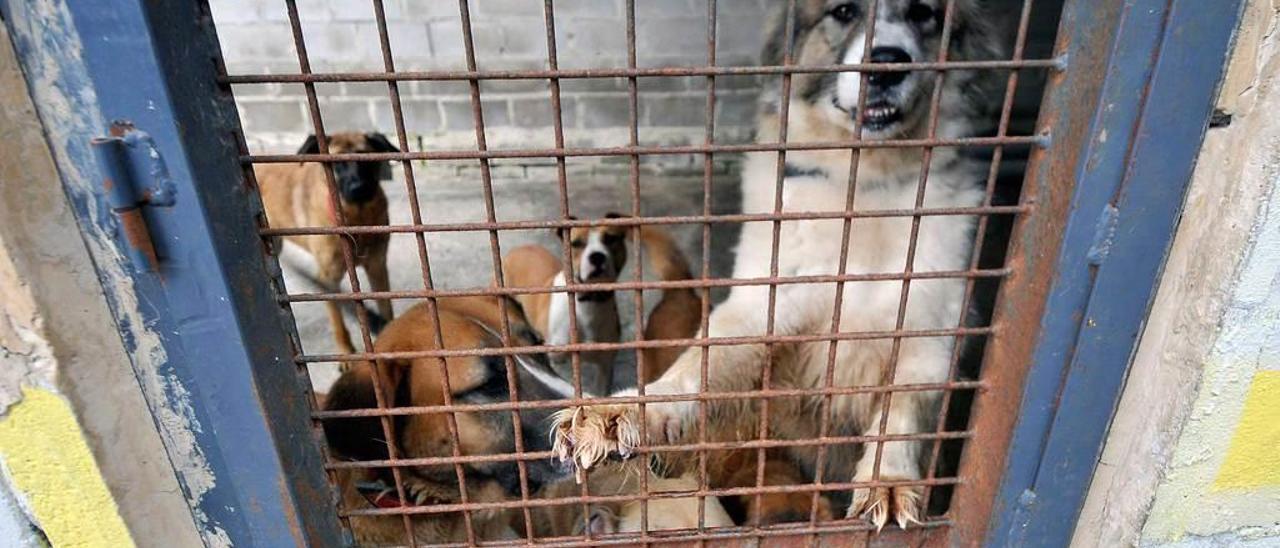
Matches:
[281,162,744,393]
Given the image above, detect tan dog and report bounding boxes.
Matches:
[502,217,702,394]
[322,295,580,544]
[501,215,629,396]
[256,132,399,355]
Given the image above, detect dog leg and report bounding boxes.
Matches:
[550,296,769,475]
[847,338,948,530]
[364,251,394,332]
[317,261,358,361]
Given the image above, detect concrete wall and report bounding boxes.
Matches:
[209,0,769,169]
[1073,1,1280,546]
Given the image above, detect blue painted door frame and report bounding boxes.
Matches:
[984,0,1245,546]
[0,0,1244,546]
[0,1,343,545]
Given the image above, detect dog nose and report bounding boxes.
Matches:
[588,252,607,267]
[867,47,912,88]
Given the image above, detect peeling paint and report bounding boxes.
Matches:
[0,1,229,545]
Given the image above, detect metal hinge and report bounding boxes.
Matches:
[90,121,177,272]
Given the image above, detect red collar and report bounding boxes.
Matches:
[355,481,405,508]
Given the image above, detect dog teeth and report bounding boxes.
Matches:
[864,106,898,119]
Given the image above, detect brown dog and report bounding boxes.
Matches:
[501,217,701,393]
[256,132,399,355]
[501,215,628,396]
[322,295,578,544]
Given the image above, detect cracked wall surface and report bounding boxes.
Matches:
[0,16,201,548]
[1073,1,1280,546]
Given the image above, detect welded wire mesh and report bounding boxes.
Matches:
[218,0,1060,545]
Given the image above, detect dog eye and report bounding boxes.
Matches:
[906,2,936,25]
[571,239,586,248]
[602,233,622,245]
[828,2,860,24]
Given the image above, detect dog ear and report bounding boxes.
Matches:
[555,215,578,240]
[321,362,393,462]
[603,212,634,240]
[365,132,400,153]
[297,134,319,155]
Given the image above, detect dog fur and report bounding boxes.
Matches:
[256,132,399,355]
[550,0,1006,531]
[635,224,702,383]
[322,294,578,543]
[535,464,734,538]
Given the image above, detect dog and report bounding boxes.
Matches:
[549,0,1006,531]
[256,132,400,356]
[322,294,581,543]
[501,215,628,396]
[501,217,703,394]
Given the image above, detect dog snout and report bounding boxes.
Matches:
[588,252,607,267]
[867,46,912,88]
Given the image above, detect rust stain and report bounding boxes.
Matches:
[117,208,159,271]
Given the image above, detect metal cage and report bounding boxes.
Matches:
[0,0,1244,546]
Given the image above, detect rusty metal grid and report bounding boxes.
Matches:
[220,0,1055,545]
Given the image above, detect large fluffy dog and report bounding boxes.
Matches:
[257,132,399,355]
[551,0,1005,531]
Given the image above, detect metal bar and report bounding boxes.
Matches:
[945,0,1129,542]
[621,1,653,540]
[285,268,1011,303]
[868,0,960,504]
[754,3,798,535]
[315,381,986,419]
[343,479,965,517]
[453,2,535,545]
[259,206,1030,236]
[696,0,717,537]
[300,327,996,363]
[342,520,947,548]
[244,135,1043,163]
[220,59,1059,84]
[809,0,880,540]
[921,0,1038,514]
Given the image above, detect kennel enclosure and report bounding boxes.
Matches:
[0,0,1245,546]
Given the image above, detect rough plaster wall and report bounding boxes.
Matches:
[1072,1,1280,545]
[0,18,202,548]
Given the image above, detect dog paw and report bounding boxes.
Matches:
[847,483,923,532]
[550,401,686,480]
[402,476,452,507]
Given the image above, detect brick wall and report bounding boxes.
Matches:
[210,0,772,176]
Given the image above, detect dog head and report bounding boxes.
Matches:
[323,297,575,499]
[762,0,1004,139]
[297,132,400,204]
[556,213,629,285]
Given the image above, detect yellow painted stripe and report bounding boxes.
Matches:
[1214,370,1280,490]
[0,387,134,547]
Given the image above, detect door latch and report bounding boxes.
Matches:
[90,120,177,272]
